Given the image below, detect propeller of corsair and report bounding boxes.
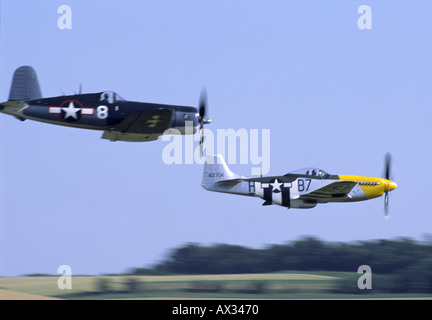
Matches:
[198,88,211,161]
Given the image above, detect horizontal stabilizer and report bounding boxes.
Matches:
[215,178,243,187]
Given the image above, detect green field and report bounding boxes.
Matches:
[1,272,431,300]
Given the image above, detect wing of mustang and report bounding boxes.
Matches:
[298,181,357,202]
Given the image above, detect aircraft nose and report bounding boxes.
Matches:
[387,180,397,192]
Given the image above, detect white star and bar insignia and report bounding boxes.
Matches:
[261,179,292,193]
[48,100,94,122]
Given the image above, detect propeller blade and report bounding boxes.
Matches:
[199,88,207,121]
[384,192,389,219]
[199,125,204,161]
[383,153,393,219]
[197,88,210,161]
[384,152,392,180]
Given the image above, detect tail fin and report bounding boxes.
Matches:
[201,154,240,190]
[8,66,42,101]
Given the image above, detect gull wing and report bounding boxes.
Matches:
[102,109,174,142]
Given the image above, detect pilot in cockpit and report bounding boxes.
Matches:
[100,92,114,104]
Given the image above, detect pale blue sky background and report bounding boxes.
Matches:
[1,1,431,277]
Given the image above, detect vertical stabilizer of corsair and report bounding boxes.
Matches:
[8,66,42,101]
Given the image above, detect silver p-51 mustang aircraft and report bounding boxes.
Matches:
[202,154,397,218]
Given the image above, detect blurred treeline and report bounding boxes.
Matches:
[132,236,432,293]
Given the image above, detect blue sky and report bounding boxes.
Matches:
[1,0,431,277]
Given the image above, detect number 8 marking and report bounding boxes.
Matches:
[97,105,109,119]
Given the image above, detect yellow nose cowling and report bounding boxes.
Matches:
[387,180,397,192]
[339,175,397,200]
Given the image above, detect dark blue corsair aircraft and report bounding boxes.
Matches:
[0,66,211,151]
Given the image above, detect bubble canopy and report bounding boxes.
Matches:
[288,168,330,178]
